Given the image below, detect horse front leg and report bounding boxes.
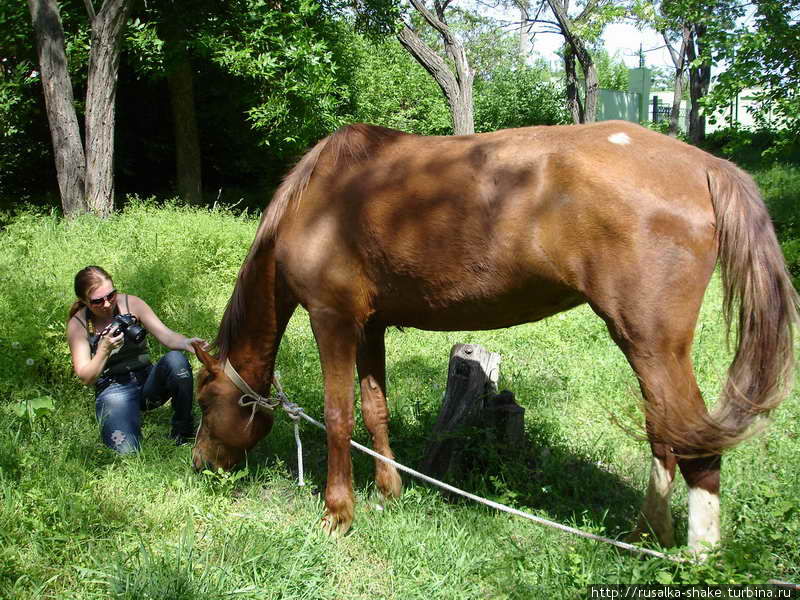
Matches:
[357,324,402,502]
[311,311,359,536]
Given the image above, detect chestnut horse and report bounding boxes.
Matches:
[192,121,797,552]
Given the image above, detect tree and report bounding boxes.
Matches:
[28,0,131,217]
[397,0,475,134]
[515,0,629,124]
[592,46,629,91]
[546,0,601,123]
[159,4,202,205]
[654,0,742,143]
[661,27,690,137]
[653,0,691,138]
[350,35,452,134]
[703,0,800,151]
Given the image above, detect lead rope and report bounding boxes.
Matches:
[267,377,686,564]
[228,364,797,579]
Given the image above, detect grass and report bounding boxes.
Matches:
[1,197,799,599]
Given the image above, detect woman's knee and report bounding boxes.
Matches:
[163,350,191,373]
[96,388,141,453]
[102,426,140,453]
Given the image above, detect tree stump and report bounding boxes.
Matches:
[420,343,525,480]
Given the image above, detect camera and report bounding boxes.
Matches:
[111,313,147,344]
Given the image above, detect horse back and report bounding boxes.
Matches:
[274,122,719,330]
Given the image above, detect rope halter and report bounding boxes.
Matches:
[222,359,305,485]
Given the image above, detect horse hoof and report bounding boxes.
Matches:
[378,470,403,501]
[321,512,352,537]
[625,527,675,549]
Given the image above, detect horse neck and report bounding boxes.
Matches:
[225,241,284,397]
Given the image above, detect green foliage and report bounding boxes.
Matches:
[474,63,569,132]
[348,36,452,135]
[702,128,800,170]
[201,465,250,495]
[204,1,352,153]
[700,0,800,151]
[0,3,52,202]
[591,47,630,91]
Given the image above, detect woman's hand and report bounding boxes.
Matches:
[98,327,125,356]
[183,337,209,354]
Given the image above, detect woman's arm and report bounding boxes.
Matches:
[127,295,206,354]
[66,317,124,386]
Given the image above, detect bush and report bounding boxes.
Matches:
[701,127,800,169]
[753,165,800,240]
[474,65,569,132]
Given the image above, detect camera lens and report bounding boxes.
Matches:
[125,323,146,344]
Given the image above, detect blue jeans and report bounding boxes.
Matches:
[95,351,194,453]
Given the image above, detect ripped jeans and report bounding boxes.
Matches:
[95,351,194,453]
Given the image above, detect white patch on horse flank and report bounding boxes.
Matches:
[608,132,632,145]
[687,487,720,553]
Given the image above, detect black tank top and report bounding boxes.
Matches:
[74,294,151,377]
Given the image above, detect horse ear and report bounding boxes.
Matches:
[193,341,220,375]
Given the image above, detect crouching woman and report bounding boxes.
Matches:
[66,266,207,453]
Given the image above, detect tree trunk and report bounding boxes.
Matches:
[577,51,599,123]
[685,25,710,145]
[84,0,131,217]
[420,343,524,480]
[396,0,474,135]
[518,2,530,56]
[547,0,598,123]
[27,0,86,218]
[165,40,202,204]
[662,27,690,138]
[563,46,583,123]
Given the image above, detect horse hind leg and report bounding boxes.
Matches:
[356,324,402,502]
[628,442,677,547]
[623,348,722,555]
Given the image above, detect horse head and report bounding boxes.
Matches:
[191,342,274,472]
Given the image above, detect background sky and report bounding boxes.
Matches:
[526,22,675,69]
[480,2,676,71]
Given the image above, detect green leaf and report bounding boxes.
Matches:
[655,571,673,585]
[29,396,55,415]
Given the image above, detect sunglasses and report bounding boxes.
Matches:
[88,289,117,306]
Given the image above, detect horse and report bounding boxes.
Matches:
[191,120,797,552]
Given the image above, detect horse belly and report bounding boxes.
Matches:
[373,274,585,331]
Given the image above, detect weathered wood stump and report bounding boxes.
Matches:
[420,343,525,480]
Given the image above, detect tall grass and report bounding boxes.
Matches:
[0,198,798,599]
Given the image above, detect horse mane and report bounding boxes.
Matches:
[214,124,406,359]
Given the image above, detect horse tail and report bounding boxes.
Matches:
[697,159,799,452]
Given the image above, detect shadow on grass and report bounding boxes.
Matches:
[240,351,645,542]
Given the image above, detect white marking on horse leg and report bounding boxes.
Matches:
[687,487,720,555]
[639,456,676,546]
[608,132,632,145]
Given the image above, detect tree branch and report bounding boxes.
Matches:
[397,23,458,100]
[83,0,96,20]
[408,0,454,45]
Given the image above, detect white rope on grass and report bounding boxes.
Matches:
[267,377,685,565]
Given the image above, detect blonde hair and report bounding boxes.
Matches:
[67,266,113,322]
